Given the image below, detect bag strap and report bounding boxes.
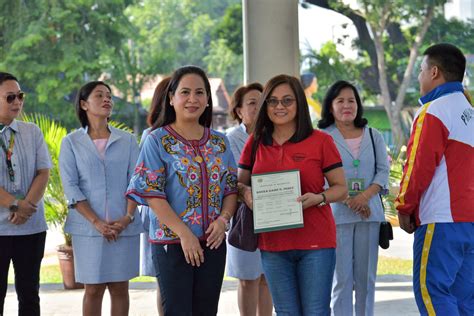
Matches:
[368,127,376,171]
[368,128,386,217]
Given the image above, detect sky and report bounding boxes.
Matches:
[298,1,359,65]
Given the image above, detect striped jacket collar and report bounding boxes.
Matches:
[419,81,464,106]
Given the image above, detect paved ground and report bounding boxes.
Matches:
[4,227,418,315]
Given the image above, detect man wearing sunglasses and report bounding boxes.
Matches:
[0,72,51,316]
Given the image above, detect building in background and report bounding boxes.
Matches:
[444,0,474,22]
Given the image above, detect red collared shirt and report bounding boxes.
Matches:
[239,130,342,251]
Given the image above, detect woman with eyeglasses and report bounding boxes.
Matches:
[226,83,273,316]
[59,81,143,316]
[238,74,347,315]
[0,72,51,316]
[126,66,238,315]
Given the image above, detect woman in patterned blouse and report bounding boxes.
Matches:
[126,65,238,315]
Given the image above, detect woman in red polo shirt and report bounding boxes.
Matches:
[238,74,347,315]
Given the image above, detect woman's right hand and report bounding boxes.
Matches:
[179,230,204,267]
[93,219,118,242]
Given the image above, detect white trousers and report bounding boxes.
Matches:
[331,222,380,316]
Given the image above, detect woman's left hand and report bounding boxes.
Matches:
[297,193,322,209]
[345,195,371,219]
[110,216,131,236]
[205,218,226,250]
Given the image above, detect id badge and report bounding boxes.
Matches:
[348,178,365,197]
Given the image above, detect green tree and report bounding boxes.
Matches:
[303,41,361,102]
[0,0,131,129]
[304,0,447,148]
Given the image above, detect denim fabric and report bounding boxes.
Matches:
[261,248,335,316]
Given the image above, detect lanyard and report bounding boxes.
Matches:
[0,129,15,182]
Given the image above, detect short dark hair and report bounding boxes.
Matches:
[147,76,171,127]
[318,80,368,129]
[0,72,19,86]
[423,43,466,82]
[300,72,315,89]
[253,74,313,146]
[229,82,263,124]
[75,81,112,128]
[153,65,213,130]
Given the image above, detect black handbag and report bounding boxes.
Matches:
[228,202,259,252]
[379,221,393,249]
[369,128,394,249]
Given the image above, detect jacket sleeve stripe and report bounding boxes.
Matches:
[396,102,430,207]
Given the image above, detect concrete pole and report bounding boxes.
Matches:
[242,0,300,85]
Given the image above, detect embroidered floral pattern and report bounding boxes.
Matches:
[129,127,237,243]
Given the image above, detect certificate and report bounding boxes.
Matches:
[251,170,303,233]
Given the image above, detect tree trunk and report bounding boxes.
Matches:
[373,30,404,148]
[393,4,436,127]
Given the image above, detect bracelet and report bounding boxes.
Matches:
[217,216,229,225]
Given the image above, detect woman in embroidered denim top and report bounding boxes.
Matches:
[319,80,389,316]
[59,81,141,316]
[126,65,238,315]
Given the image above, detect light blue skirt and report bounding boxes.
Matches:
[139,206,157,277]
[226,241,264,280]
[72,234,140,284]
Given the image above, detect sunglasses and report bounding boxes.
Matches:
[5,92,25,104]
[266,97,295,108]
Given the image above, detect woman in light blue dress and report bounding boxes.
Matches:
[59,81,142,316]
[226,83,273,316]
[139,76,170,316]
[319,81,389,316]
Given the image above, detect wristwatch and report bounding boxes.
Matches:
[125,213,135,223]
[9,199,19,212]
[317,193,327,207]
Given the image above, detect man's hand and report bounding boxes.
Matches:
[398,213,416,234]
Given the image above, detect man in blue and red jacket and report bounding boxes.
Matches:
[396,43,473,315]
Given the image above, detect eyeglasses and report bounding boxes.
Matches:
[266,97,295,108]
[5,92,25,104]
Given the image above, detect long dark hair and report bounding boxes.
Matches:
[147,76,171,127]
[152,66,213,130]
[318,80,367,129]
[253,74,313,147]
[75,81,112,128]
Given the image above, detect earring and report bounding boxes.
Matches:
[206,104,209,107]
[170,102,174,106]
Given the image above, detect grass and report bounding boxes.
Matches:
[8,256,412,285]
[377,256,412,275]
